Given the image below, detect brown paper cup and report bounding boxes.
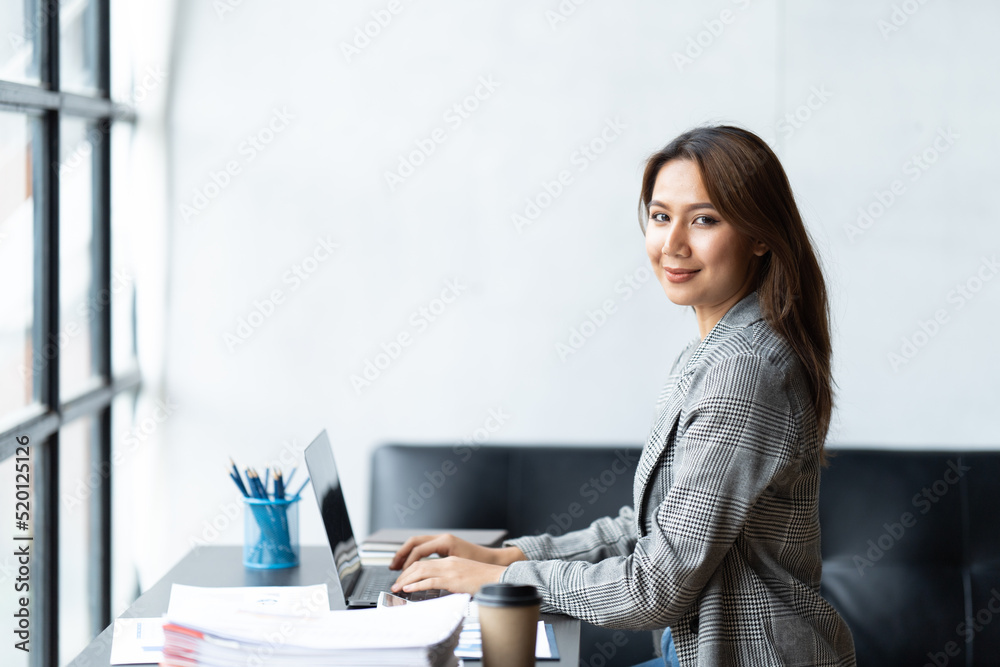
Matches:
[477,583,542,667]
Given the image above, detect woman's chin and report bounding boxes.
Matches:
[660,283,695,306]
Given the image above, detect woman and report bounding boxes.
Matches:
[390,125,857,666]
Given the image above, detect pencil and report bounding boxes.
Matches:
[230,458,249,497]
[274,469,285,500]
[289,476,310,501]
[247,468,264,499]
[229,472,249,497]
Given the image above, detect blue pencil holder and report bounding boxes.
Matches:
[243,496,300,569]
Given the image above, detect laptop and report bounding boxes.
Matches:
[304,430,446,608]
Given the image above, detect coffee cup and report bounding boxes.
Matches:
[476,583,542,667]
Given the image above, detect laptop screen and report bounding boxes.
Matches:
[304,431,362,596]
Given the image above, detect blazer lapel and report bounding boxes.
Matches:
[632,291,766,533]
[633,376,686,533]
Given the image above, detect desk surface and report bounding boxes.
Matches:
[68,546,580,666]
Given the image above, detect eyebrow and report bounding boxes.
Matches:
[648,200,717,211]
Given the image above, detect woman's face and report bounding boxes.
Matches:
[644,159,767,335]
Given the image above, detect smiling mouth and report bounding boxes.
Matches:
[663,267,699,283]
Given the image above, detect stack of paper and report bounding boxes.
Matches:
[159,584,469,667]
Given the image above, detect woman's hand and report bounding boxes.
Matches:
[389,533,526,571]
[391,556,507,595]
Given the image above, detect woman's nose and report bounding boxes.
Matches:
[662,224,687,257]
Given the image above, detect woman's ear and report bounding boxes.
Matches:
[751,239,770,256]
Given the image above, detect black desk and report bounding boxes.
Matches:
[68,546,580,666]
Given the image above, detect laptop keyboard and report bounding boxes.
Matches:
[353,566,447,604]
[355,567,398,602]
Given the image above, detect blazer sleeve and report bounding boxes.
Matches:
[501,339,697,566]
[502,505,637,563]
[499,354,801,628]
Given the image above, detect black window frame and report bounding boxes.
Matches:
[0,1,141,664]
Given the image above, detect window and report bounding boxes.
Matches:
[0,1,141,664]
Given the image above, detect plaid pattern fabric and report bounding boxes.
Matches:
[501,291,856,666]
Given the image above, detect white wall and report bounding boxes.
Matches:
[145,0,1000,582]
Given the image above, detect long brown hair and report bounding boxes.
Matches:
[637,125,834,444]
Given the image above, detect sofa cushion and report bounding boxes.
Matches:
[819,449,997,666]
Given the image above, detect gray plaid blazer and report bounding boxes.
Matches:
[500,291,856,666]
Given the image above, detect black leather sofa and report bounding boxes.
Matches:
[370,445,1000,666]
[819,450,999,667]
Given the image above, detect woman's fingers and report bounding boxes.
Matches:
[389,536,418,570]
[391,560,436,592]
[393,559,461,593]
[395,566,446,593]
[400,535,452,570]
[389,533,496,571]
[389,535,438,570]
[391,557,505,595]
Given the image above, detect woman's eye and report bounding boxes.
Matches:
[694,215,719,226]
[650,212,668,223]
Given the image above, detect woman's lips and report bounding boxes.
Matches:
[664,267,699,283]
